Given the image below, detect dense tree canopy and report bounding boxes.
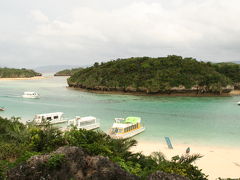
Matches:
[212,63,240,84]
[0,68,41,78]
[54,68,82,76]
[68,56,234,94]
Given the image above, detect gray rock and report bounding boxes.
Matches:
[7,146,138,180]
[148,171,189,180]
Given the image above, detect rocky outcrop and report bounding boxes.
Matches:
[69,84,234,95]
[148,171,189,180]
[7,146,138,180]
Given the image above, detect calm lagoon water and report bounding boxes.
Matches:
[1,76,240,147]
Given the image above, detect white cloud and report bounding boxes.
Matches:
[30,1,240,48]
[1,0,240,67]
[31,10,49,23]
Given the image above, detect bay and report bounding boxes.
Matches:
[0,76,240,147]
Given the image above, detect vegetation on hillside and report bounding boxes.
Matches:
[68,56,235,94]
[54,68,82,76]
[0,116,208,179]
[211,63,240,89]
[0,68,41,78]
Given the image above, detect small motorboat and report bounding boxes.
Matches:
[0,107,5,111]
[22,92,39,99]
[237,101,240,105]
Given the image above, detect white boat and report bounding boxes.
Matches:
[0,107,5,111]
[238,101,240,105]
[108,117,145,139]
[33,112,67,125]
[68,116,100,130]
[22,92,39,99]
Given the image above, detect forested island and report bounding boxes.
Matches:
[54,68,82,76]
[68,56,240,95]
[0,116,207,179]
[0,68,41,78]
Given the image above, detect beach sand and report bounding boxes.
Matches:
[131,141,240,180]
[0,76,48,81]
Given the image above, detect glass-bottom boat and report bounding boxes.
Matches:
[108,117,145,139]
[67,116,100,130]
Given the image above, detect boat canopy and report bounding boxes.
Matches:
[125,117,141,124]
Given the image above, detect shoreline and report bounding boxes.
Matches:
[132,140,240,180]
[68,87,240,97]
[0,76,48,81]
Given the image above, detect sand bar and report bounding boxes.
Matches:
[131,141,240,180]
[0,76,48,81]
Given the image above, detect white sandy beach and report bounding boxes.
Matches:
[0,76,48,81]
[132,141,240,180]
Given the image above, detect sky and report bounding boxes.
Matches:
[0,0,240,68]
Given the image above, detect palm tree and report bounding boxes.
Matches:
[172,153,203,164]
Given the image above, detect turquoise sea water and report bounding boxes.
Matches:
[0,76,240,147]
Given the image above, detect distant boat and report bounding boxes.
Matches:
[0,107,5,111]
[237,102,240,105]
[108,117,145,139]
[67,116,100,130]
[22,92,39,99]
[33,112,67,125]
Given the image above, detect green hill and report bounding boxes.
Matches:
[0,68,41,78]
[68,56,235,94]
[54,68,82,76]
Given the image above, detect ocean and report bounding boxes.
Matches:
[1,76,240,147]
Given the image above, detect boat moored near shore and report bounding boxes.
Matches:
[67,116,100,130]
[108,117,145,139]
[33,112,67,125]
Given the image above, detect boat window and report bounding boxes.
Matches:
[79,120,95,127]
[53,116,58,119]
[118,128,123,133]
[46,117,52,120]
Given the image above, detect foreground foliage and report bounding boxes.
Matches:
[0,68,41,78]
[0,116,208,179]
[68,56,238,94]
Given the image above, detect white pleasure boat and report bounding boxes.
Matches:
[33,112,67,125]
[22,92,39,99]
[108,117,145,139]
[68,116,100,130]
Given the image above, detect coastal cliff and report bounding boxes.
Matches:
[68,56,235,95]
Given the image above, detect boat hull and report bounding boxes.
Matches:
[63,123,100,131]
[22,95,39,99]
[76,123,100,130]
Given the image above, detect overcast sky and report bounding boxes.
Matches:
[0,0,240,68]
